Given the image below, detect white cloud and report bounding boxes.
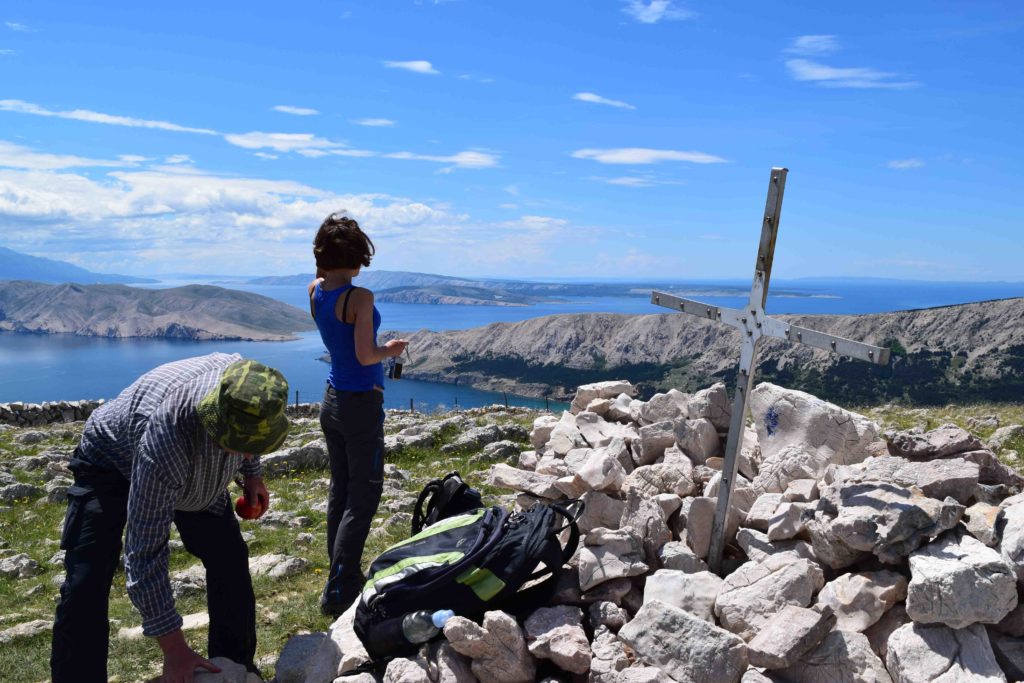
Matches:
[785,59,919,89]
[0,140,131,170]
[0,49,15,55]
[164,154,193,165]
[384,150,499,170]
[351,118,396,127]
[621,0,694,24]
[118,154,150,163]
[572,147,726,165]
[254,152,279,160]
[5,21,32,32]
[382,60,439,75]
[272,105,320,116]
[888,158,925,170]
[0,99,220,135]
[503,185,520,196]
[785,35,839,55]
[458,74,495,84]
[223,131,351,155]
[588,175,687,187]
[572,92,636,110]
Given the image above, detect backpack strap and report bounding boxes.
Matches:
[411,478,444,535]
[509,499,586,616]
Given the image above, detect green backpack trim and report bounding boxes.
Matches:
[385,509,487,551]
[362,551,465,604]
[456,566,506,601]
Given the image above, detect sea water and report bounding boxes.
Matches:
[2,278,1023,407]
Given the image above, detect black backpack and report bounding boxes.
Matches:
[410,471,484,535]
[354,499,584,660]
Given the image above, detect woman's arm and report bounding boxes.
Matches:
[348,288,408,366]
[307,278,322,320]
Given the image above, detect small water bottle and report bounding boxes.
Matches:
[401,609,455,644]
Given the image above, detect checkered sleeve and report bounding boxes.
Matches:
[239,454,263,479]
[124,417,189,638]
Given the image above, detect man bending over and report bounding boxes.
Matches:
[51,353,289,682]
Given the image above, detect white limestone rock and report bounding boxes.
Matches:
[619,600,748,683]
[621,462,694,498]
[579,527,649,592]
[963,501,1002,547]
[658,541,709,573]
[643,569,723,623]
[685,496,716,559]
[432,640,477,683]
[620,491,672,562]
[588,601,629,633]
[783,478,819,503]
[766,501,810,542]
[578,447,630,493]
[746,604,836,670]
[572,381,636,415]
[805,481,964,569]
[907,530,1018,629]
[886,622,1006,683]
[749,383,879,495]
[384,656,432,683]
[999,497,1024,584]
[589,626,630,681]
[825,455,980,504]
[687,382,732,431]
[744,493,783,533]
[713,554,825,641]
[736,527,816,564]
[777,630,893,683]
[487,463,563,499]
[248,553,309,579]
[639,390,689,424]
[815,571,908,632]
[0,619,52,644]
[673,418,721,465]
[531,415,560,450]
[633,421,676,466]
[444,611,535,683]
[578,491,625,534]
[524,605,591,674]
[864,603,910,661]
[886,423,983,460]
[0,553,40,578]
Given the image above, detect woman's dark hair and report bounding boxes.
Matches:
[313,214,375,270]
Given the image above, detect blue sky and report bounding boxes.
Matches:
[0,1,1021,280]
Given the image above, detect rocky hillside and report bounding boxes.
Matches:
[393,297,1024,405]
[0,281,317,341]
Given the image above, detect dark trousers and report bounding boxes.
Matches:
[321,385,385,603]
[51,457,256,682]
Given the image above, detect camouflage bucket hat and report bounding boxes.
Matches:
[197,360,290,455]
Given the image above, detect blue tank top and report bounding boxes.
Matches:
[312,283,385,391]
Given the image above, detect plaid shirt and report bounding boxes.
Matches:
[78,352,263,637]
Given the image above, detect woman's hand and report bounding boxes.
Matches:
[383,339,409,358]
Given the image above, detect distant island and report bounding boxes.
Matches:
[234,270,822,307]
[0,281,316,341]
[0,246,158,285]
[380,297,1024,405]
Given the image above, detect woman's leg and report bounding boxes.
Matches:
[322,391,385,614]
[321,386,349,561]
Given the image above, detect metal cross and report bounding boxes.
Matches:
[650,167,891,574]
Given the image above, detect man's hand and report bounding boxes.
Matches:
[157,629,220,683]
[242,475,270,518]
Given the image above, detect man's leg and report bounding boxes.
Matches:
[175,497,257,671]
[322,391,385,613]
[51,464,129,682]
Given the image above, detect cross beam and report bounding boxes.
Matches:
[650,167,891,574]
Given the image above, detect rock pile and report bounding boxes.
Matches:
[297,379,1024,683]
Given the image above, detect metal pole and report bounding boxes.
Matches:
[545,397,550,412]
[708,340,758,573]
[294,390,299,407]
[409,397,414,413]
[503,391,509,409]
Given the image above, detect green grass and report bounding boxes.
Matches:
[0,410,534,682]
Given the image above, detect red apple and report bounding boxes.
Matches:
[235,495,263,520]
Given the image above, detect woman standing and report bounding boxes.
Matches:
[308,214,408,616]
